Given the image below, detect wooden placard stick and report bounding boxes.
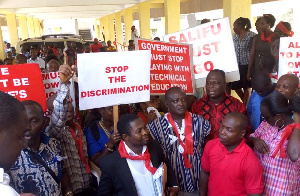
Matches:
[113,105,119,132]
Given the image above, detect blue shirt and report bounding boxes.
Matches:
[85,122,113,157]
[247,91,265,131]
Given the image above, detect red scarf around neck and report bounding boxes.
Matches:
[69,122,90,173]
[167,111,193,168]
[118,140,157,175]
[261,32,274,43]
[271,123,300,158]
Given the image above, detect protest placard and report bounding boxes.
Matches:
[278,37,300,78]
[0,63,47,110]
[77,50,151,110]
[137,39,194,94]
[163,17,239,87]
[42,72,76,113]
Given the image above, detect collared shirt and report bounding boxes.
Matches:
[27,57,45,69]
[192,94,247,139]
[201,138,264,196]
[0,168,19,196]
[90,43,102,53]
[46,82,91,194]
[124,143,159,196]
[148,113,211,192]
[247,91,265,131]
[10,133,63,196]
[250,121,300,195]
[233,31,255,65]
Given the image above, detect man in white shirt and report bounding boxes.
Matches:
[98,114,179,196]
[0,91,31,196]
[27,48,45,69]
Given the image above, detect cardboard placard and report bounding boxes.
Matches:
[137,39,194,94]
[163,17,239,87]
[77,50,151,110]
[0,63,47,110]
[42,72,76,115]
[278,37,300,78]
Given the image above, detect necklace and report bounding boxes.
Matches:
[98,120,111,137]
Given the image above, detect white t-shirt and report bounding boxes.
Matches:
[0,168,19,196]
[27,57,45,69]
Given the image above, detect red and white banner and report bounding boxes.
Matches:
[163,17,239,86]
[77,50,151,110]
[137,39,194,94]
[278,37,300,78]
[42,72,76,108]
[0,63,47,110]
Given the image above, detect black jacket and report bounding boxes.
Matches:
[98,139,178,196]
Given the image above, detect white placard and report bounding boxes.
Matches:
[77,50,151,110]
[42,72,76,114]
[278,37,300,78]
[163,17,239,86]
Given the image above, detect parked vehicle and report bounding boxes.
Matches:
[16,34,86,54]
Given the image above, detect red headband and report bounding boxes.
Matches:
[276,21,294,37]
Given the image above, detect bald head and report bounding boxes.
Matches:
[225,112,248,131]
[165,87,186,101]
[278,74,299,87]
[276,74,299,99]
[46,59,60,72]
[165,87,187,117]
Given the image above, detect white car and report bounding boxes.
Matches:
[16,34,87,54]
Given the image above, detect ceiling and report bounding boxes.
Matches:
[0,0,285,20]
[0,0,148,19]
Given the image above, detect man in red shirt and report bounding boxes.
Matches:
[192,69,248,139]
[90,38,103,52]
[199,112,264,196]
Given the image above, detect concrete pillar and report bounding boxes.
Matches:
[75,19,79,35]
[115,12,123,45]
[18,15,29,40]
[94,19,100,39]
[100,16,109,42]
[164,0,180,34]
[27,17,35,38]
[0,20,5,59]
[39,20,44,36]
[223,0,251,28]
[139,2,151,39]
[33,18,40,37]
[6,13,19,47]
[124,8,133,42]
[108,14,115,41]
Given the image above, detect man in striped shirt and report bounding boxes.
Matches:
[148,87,211,195]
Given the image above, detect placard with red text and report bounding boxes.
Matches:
[278,37,300,78]
[0,63,47,110]
[77,50,151,110]
[137,39,194,94]
[42,72,76,113]
[163,17,239,86]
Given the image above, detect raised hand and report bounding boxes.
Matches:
[59,64,75,84]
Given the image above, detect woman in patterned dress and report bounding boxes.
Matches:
[249,92,299,195]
